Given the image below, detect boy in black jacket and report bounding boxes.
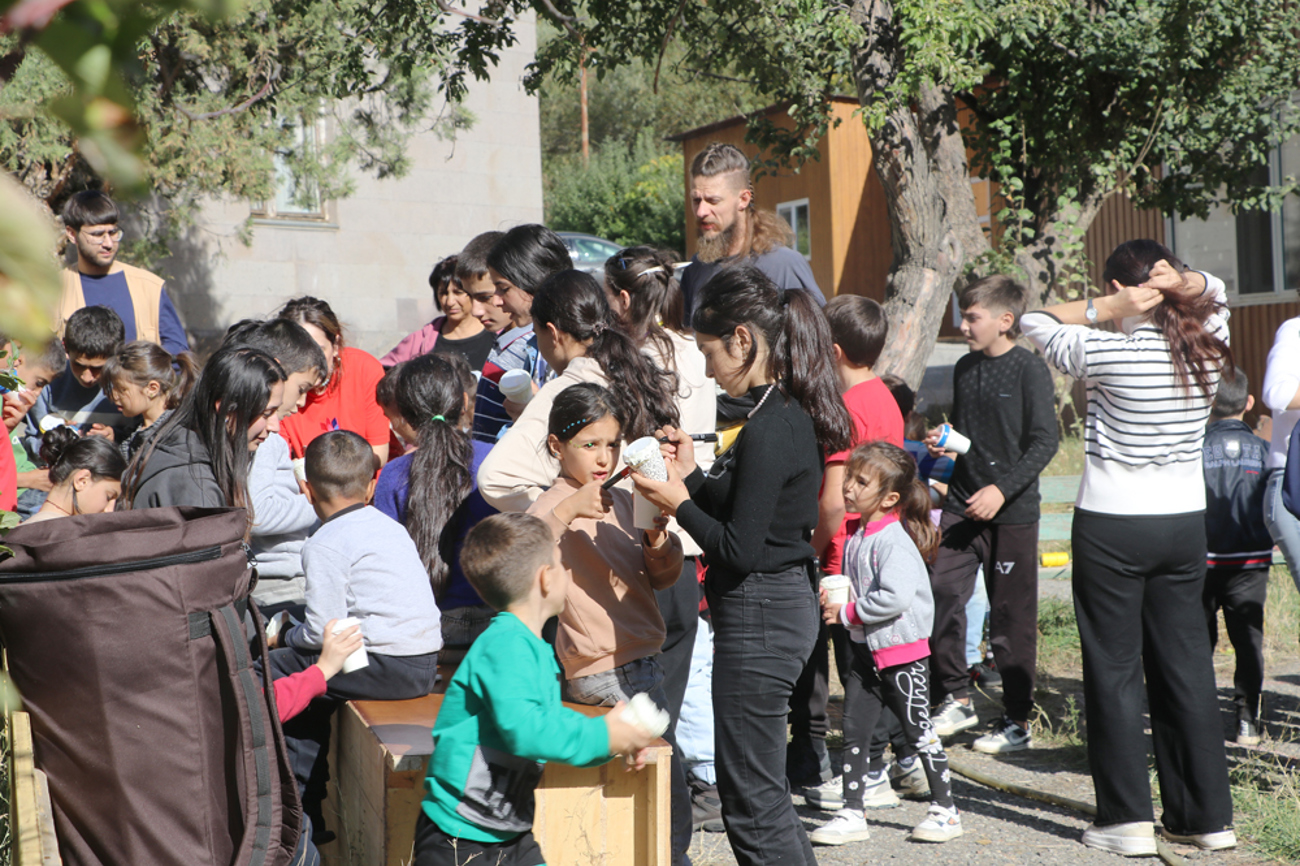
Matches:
[925,276,1058,753]
[1202,368,1271,746]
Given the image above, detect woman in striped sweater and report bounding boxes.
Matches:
[1021,240,1236,857]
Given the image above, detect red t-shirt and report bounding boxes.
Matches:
[279,346,390,459]
[0,436,16,512]
[821,377,905,574]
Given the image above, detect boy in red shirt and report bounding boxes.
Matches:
[788,296,904,797]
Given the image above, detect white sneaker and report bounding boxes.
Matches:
[931,696,980,738]
[810,809,871,845]
[889,759,931,799]
[973,716,1032,754]
[860,773,900,809]
[802,776,843,812]
[1082,821,1158,857]
[911,804,963,842]
[1158,827,1237,850]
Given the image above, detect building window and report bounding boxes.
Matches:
[251,115,329,221]
[777,199,812,259]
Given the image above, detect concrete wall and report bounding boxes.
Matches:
[163,15,543,357]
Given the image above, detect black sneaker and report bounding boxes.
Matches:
[969,660,1002,687]
[689,778,725,832]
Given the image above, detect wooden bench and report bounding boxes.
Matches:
[8,710,61,866]
[326,693,672,866]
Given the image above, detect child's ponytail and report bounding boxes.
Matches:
[897,477,939,563]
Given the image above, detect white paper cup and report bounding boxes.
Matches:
[820,574,852,606]
[937,423,971,455]
[621,692,670,739]
[623,436,667,481]
[332,616,369,673]
[632,490,662,531]
[498,369,534,404]
[292,458,308,484]
[38,414,67,434]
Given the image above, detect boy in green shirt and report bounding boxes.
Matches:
[416,512,655,865]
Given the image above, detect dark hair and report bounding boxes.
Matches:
[456,231,505,283]
[825,295,888,369]
[396,353,474,600]
[222,318,327,378]
[547,382,625,443]
[64,305,125,359]
[531,270,679,438]
[277,296,345,389]
[844,441,939,562]
[604,246,688,361]
[61,190,119,230]
[40,426,126,486]
[879,373,914,418]
[1102,239,1233,398]
[690,142,750,185]
[375,361,405,412]
[120,346,286,523]
[460,512,556,610]
[305,430,378,501]
[487,224,573,295]
[958,275,1028,337]
[101,341,199,411]
[429,255,458,298]
[1211,366,1249,419]
[692,265,851,454]
[14,336,68,379]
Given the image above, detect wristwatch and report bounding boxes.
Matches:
[1085,297,1098,324]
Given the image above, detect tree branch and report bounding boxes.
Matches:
[536,0,582,38]
[685,67,761,86]
[176,77,274,122]
[653,0,689,94]
[433,0,502,26]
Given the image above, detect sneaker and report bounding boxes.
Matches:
[972,716,1032,754]
[802,776,844,812]
[931,696,980,738]
[810,809,870,845]
[968,660,1002,687]
[910,804,963,843]
[889,759,931,800]
[689,778,723,831]
[1236,718,1261,746]
[860,773,900,809]
[1081,821,1158,857]
[1158,827,1238,850]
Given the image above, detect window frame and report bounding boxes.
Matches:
[776,198,813,260]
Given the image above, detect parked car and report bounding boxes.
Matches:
[558,232,624,275]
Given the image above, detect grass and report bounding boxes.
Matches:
[1035,597,1081,675]
[1264,565,1300,664]
[1232,755,1300,863]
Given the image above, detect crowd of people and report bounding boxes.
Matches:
[0,140,1276,865]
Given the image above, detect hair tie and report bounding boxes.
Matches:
[779,289,791,307]
[430,414,446,424]
[592,322,606,336]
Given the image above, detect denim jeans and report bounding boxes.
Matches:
[1264,470,1300,593]
[965,565,989,666]
[678,616,716,785]
[708,569,819,866]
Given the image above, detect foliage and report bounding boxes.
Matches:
[545,132,684,252]
[0,172,58,345]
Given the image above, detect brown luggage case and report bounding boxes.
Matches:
[0,507,301,866]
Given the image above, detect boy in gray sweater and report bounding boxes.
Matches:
[268,429,442,842]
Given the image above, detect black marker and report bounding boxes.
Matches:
[658,433,718,443]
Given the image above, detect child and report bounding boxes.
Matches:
[373,353,498,650]
[375,361,417,451]
[268,429,442,837]
[1202,367,1272,746]
[925,276,1058,751]
[380,254,496,372]
[416,512,655,865]
[1,334,67,516]
[794,294,905,798]
[812,441,962,845]
[100,340,199,461]
[22,426,126,523]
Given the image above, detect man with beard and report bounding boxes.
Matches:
[57,191,189,356]
[679,142,826,327]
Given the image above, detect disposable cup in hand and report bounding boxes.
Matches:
[621,692,670,739]
[332,616,369,673]
[632,490,662,531]
[820,574,852,606]
[498,369,534,404]
[623,436,667,481]
[292,458,308,484]
[936,423,971,455]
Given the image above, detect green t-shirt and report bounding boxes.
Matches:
[12,431,35,475]
[421,611,611,843]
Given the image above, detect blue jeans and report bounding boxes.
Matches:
[965,565,989,666]
[678,618,716,785]
[708,569,819,866]
[1264,470,1300,592]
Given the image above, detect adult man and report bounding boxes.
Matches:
[59,191,189,355]
[679,142,826,327]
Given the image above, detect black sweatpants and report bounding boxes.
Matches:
[1203,566,1267,723]
[1072,509,1233,833]
[930,512,1039,720]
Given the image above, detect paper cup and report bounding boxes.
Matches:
[632,490,662,531]
[623,436,667,481]
[621,692,670,739]
[292,458,308,484]
[498,369,534,404]
[332,616,369,673]
[820,574,852,606]
[937,423,971,455]
[38,414,67,434]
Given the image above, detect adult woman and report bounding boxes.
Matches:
[633,265,851,866]
[1261,310,1300,587]
[119,346,286,525]
[380,256,495,372]
[277,297,390,464]
[1021,240,1235,855]
[476,269,679,513]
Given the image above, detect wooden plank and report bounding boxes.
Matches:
[33,771,59,866]
[10,711,54,866]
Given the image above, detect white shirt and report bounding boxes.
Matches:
[1262,316,1300,470]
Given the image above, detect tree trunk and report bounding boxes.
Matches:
[1013,190,1109,305]
[850,0,990,390]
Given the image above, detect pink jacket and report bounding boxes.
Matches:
[380,317,445,368]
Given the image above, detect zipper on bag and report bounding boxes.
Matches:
[0,546,224,583]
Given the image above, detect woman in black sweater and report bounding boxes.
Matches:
[635,265,850,866]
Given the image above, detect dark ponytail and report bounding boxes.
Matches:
[693,265,851,455]
[40,426,126,486]
[1102,239,1233,399]
[845,441,938,562]
[101,340,199,411]
[531,269,680,439]
[397,353,474,601]
[604,246,688,361]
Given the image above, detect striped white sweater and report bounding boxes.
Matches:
[1021,274,1229,516]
